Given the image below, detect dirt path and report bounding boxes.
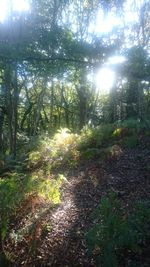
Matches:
[13,175,105,266]
[4,138,150,267]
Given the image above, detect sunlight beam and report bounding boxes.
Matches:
[13,0,30,12]
[0,0,30,22]
[96,68,115,95]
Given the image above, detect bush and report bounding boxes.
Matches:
[129,201,150,240]
[79,124,115,150]
[119,119,142,132]
[86,193,150,267]
[122,135,139,148]
[82,148,102,160]
[112,120,140,148]
[50,128,80,167]
[82,145,122,161]
[116,118,150,135]
[27,128,80,170]
[0,174,24,240]
[0,172,66,240]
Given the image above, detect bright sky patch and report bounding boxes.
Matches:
[0,0,30,22]
[96,68,115,94]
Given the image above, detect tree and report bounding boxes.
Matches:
[0,0,149,159]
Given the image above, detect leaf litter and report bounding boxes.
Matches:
[3,136,150,266]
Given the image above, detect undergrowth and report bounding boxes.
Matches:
[0,172,66,240]
[25,119,150,169]
[27,128,80,170]
[86,193,150,267]
[0,119,149,264]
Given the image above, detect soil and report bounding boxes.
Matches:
[2,136,150,267]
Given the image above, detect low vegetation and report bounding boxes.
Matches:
[0,119,149,266]
[0,1,150,265]
[86,193,150,267]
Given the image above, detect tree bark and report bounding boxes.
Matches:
[12,65,19,159]
[76,71,87,129]
[4,64,13,155]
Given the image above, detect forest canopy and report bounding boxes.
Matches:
[0,0,150,158]
[0,1,150,267]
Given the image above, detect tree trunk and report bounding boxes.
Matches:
[21,103,33,131]
[12,66,19,159]
[33,85,45,135]
[4,64,13,155]
[61,84,69,128]
[50,80,54,127]
[0,108,4,153]
[76,71,87,129]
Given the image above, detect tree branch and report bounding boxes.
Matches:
[0,54,97,67]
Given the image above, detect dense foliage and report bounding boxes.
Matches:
[0,0,150,266]
[0,0,150,159]
[86,193,150,267]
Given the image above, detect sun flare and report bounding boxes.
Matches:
[0,0,30,22]
[96,68,115,94]
[13,0,30,11]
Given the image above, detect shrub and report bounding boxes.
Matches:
[82,148,102,160]
[0,173,25,240]
[79,124,115,150]
[0,172,66,240]
[50,128,80,167]
[86,193,150,267]
[122,135,139,148]
[27,128,80,170]
[116,118,150,135]
[112,127,133,138]
[129,201,150,240]
[82,145,122,161]
[119,119,142,132]
[112,120,140,148]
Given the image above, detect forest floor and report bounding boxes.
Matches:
[3,136,150,267]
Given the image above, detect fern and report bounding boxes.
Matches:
[86,193,150,267]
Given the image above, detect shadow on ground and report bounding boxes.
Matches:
[3,137,150,267]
